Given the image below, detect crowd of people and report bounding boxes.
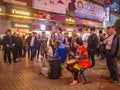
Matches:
[0,26,120,85]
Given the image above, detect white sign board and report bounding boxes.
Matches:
[33,0,66,14]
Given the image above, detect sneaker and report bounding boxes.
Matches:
[110,80,119,84]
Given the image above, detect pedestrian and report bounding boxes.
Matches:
[103,26,120,83]
[87,27,99,67]
[27,32,37,61]
[4,29,17,63]
[14,33,22,61]
[70,30,83,59]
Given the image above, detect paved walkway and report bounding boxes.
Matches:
[0,51,120,90]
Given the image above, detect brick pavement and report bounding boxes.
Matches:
[0,51,120,90]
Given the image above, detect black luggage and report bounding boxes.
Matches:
[48,57,61,79]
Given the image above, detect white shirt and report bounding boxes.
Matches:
[30,37,35,47]
[105,34,114,50]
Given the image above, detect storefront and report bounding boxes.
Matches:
[11,22,32,36]
[5,5,34,36]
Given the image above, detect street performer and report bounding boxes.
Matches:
[66,45,90,86]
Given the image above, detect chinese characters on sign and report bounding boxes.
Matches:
[67,0,104,22]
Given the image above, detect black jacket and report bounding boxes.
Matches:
[111,35,120,58]
[27,36,37,47]
[87,34,98,54]
[4,35,16,47]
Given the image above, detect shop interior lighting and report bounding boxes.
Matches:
[41,24,46,30]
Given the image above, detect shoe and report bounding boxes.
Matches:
[110,80,119,84]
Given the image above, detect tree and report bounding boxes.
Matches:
[114,19,120,35]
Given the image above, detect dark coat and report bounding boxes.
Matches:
[4,35,16,47]
[87,34,98,54]
[111,35,120,58]
[27,36,37,47]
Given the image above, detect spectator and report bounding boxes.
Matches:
[87,27,98,67]
[4,29,17,63]
[103,26,120,83]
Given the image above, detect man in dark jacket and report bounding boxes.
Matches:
[87,27,98,67]
[14,33,22,60]
[27,32,37,60]
[4,29,17,63]
[104,26,119,83]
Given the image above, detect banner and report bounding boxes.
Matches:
[66,0,104,22]
[110,0,120,14]
[33,0,66,14]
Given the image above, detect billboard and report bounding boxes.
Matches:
[66,0,104,22]
[33,0,66,14]
[110,0,120,14]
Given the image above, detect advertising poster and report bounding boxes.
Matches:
[110,0,120,14]
[66,0,104,22]
[33,0,66,14]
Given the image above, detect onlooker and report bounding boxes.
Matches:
[21,36,26,57]
[87,27,98,67]
[70,30,83,59]
[64,32,71,60]
[4,29,17,63]
[98,30,105,60]
[49,34,56,56]
[40,32,48,67]
[14,33,22,60]
[35,34,41,59]
[103,26,120,83]
[27,32,37,60]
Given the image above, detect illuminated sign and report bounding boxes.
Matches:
[3,0,27,6]
[12,22,31,29]
[12,9,30,16]
[105,7,110,21]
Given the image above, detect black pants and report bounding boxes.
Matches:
[15,46,22,58]
[22,46,26,57]
[35,47,40,58]
[3,48,7,62]
[6,47,16,63]
[28,46,36,60]
[88,52,95,67]
[106,50,119,81]
[66,67,79,80]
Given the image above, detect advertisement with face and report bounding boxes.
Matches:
[66,0,104,22]
[33,0,66,14]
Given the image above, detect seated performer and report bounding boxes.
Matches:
[67,45,89,86]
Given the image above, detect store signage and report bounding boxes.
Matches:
[33,0,66,14]
[82,20,102,27]
[12,22,31,29]
[105,7,110,21]
[12,9,30,16]
[94,0,104,4]
[34,12,55,20]
[67,0,104,22]
[3,0,27,6]
[34,12,45,18]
